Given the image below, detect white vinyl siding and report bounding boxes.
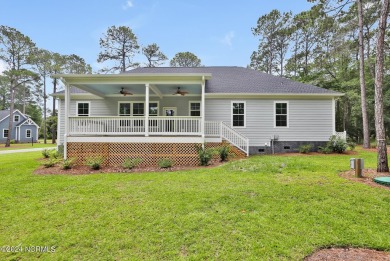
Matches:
[206,98,334,146]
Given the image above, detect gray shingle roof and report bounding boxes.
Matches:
[0,110,9,121]
[125,66,341,95]
[54,87,87,95]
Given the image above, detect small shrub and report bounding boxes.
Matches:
[122,158,142,169]
[50,150,61,159]
[86,156,104,170]
[318,146,332,154]
[62,158,75,170]
[196,144,216,166]
[42,158,57,168]
[319,135,348,154]
[347,141,356,151]
[299,144,312,154]
[218,145,230,161]
[158,158,173,168]
[42,149,52,158]
[10,139,15,144]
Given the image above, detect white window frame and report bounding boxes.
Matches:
[118,101,148,116]
[189,101,201,117]
[26,129,32,138]
[148,101,159,116]
[132,101,145,116]
[3,129,9,138]
[14,115,20,122]
[274,101,289,128]
[76,101,91,116]
[231,101,246,128]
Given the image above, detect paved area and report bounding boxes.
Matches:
[0,147,56,154]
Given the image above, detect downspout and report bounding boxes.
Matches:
[201,76,206,149]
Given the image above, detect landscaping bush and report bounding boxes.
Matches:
[86,156,104,170]
[298,144,312,154]
[61,158,75,170]
[50,149,62,159]
[42,158,58,168]
[218,145,230,161]
[196,144,216,166]
[42,149,52,158]
[347,140,356,151]
[10,139,15,144]
[319,135,347,154]
[122,158,142,169]
[158,158,173,168]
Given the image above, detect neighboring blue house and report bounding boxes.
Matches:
[0,109,40,143]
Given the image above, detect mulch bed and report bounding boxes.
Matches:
[305,247,390,261]
[339,169,390,191]
[34,161,225,175]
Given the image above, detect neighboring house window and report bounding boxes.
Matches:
[14,115,20,122]
[149,102,159,116]
[3,129,9,138]
[133,103,145,116]
[26,129,32,138]
[189,102,201,116]
[232,102,245,127]
[275,102,288,127]
[119,102,131,116]
[77,102,90,116]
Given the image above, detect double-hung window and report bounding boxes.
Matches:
[189,102,201,116]
[26,129,32,138]
[77,102,90,116]
[14,115,20,122]
[232,102,245,127]
[3,129,9,138]
[275,102,288,127]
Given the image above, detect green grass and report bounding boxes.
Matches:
[0,149,389,260]
[0,140,56,151]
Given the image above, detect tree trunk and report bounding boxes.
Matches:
[43,76,47,144]
[5,84,15,147]
[357,0,370,149]
[51,78,57,144]
[374,0,389,172]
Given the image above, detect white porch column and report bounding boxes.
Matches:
[332,97,336,135]
[64,83,71,159]
[201,77,206,139]
[145,83,150,137]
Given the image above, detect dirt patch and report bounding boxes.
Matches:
[34,161,225,175]
[339,169,390,190]
[305,247,390,261]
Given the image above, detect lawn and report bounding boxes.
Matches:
[0,140,56,151]
[0,149,389,260]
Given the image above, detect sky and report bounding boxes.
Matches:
[0,0,314,108]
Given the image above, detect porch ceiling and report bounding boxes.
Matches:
[53,73,209,97]
[77,83,202,96]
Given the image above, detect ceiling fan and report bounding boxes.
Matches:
[173,87,188,96]
[119,87,132,96]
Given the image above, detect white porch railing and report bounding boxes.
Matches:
[221,122,249,156]
[205,121,221,137]
[148,117,201,135]
[69,116,202,136]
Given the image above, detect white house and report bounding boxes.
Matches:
[53,66,344,166]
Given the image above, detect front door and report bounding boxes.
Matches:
[163,107,177,132]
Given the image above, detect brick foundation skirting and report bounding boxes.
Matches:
[67,141,246,167]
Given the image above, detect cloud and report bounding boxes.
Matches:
[220,31,235,48]
[122,0,133,10]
